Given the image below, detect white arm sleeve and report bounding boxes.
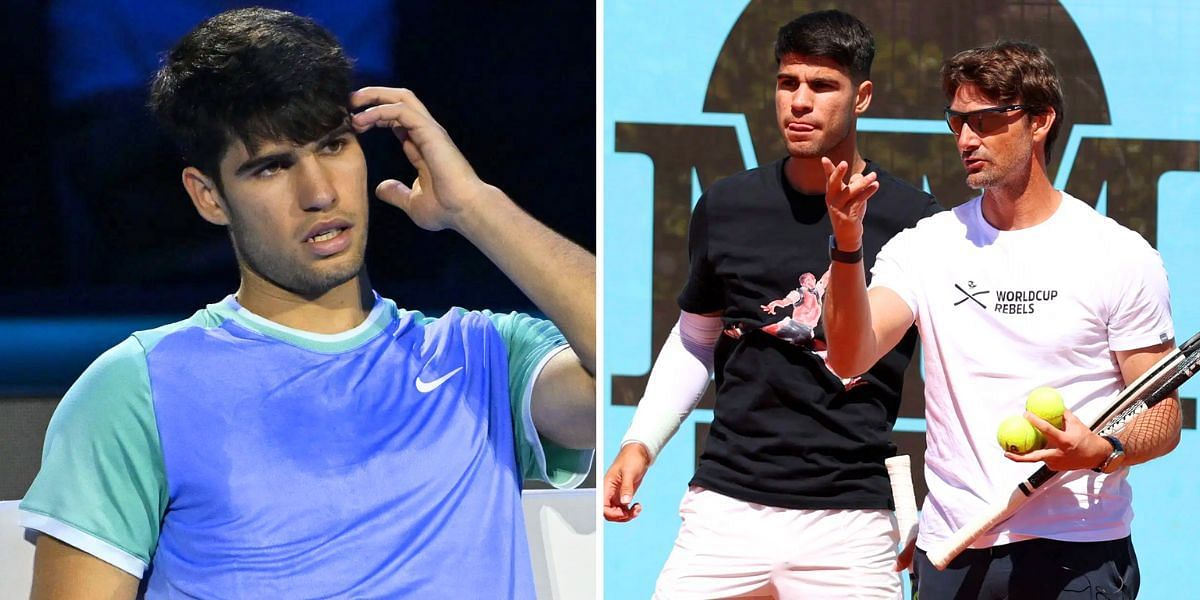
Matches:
[620,311,722,463]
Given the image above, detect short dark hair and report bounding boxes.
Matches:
[149,8,354,189]
[941,41,1065,161]
[774,10,875,81]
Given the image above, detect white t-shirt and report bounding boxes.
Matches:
[870,192,1173,549]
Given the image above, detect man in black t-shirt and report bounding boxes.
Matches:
[603,10,940,598]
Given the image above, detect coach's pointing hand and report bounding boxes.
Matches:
[350,87,496,233]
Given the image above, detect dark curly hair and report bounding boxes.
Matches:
[775,10,875,82]
[941,41,1065,161]
[149,7,354,190]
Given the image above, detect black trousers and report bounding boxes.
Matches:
[912,536,1139,599]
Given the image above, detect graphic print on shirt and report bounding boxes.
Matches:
[721,270,830,346]
[953,280,990,308]
[723,267,866,387]
[754,270,830,347]
[953,279,1060,315]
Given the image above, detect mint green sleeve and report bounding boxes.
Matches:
[19,337,168,577]
[486,311,594,489]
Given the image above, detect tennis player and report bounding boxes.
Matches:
[822,40,1182,598]
[604,10,940,598]
[19,8,595,598]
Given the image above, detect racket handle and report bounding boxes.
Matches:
[886,455,918,549]
[1020,466,1057,494]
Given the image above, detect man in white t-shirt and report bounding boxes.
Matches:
[821,40,1182,598]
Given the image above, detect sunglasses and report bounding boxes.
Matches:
[944,104,1029,136]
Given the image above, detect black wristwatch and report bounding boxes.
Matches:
[829,235,863,264]
[1093,435,1127,474]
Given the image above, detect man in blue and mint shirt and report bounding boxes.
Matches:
[20,7,595,598]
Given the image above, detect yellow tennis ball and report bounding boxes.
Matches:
[1026,387,1065,430]
[997,415,1045,454]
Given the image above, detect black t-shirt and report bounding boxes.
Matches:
[679,157,941,510]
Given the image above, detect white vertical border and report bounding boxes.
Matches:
[594,0,606,598]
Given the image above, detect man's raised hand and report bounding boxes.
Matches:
[350,87,494,232]
[821,157,879,249]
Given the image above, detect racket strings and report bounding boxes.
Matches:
[1098,348,1199,460]
[1115,396,1183,462]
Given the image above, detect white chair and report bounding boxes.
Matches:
[0,500,36,599]
[522,488,597,600]
[1,490,595,599]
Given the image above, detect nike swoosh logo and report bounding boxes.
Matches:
[415,366,464,393]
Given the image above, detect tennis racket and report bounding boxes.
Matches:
[927,330,1200,570]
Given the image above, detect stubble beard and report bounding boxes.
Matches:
[784,117,851,160]
[228,224,366,298]
[786,133,845,161]
[966,134,1034,191]
[787,139,825,159]
[965,169,1000,190]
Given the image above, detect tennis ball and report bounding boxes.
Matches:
[997,415,1045,454]
[1026,387,1065,430]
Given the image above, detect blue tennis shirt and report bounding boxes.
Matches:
[20,294,592,598]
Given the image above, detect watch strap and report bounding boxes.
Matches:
[1093,435,1125,473]
[829,235,864,264]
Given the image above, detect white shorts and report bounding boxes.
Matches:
[653,486,902,599]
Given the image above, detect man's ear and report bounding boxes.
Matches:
[182,167,230,226]
[854,79,873,116]
[1030,107,1056,145]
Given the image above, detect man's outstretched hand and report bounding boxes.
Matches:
[821,157,878,250]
